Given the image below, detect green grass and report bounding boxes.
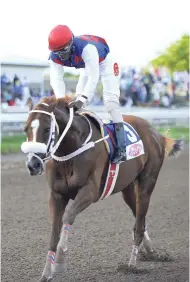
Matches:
[1,134,26,154]
[1,127,189,154]
[157,127,189,141]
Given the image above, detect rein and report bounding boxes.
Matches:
[21,105,109,164]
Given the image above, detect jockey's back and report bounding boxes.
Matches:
[49,35,110,68]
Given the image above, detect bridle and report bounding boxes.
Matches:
[21,104,109,168]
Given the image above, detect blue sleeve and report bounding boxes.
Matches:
[48,52,64,65]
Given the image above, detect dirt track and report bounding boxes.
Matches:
[1,148,189,282]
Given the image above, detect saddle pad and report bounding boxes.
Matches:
[80,111,145,200]
[80,111,145,161]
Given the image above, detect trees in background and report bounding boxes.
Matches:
[151,34,189,72]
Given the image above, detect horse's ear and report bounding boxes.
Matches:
[46,102,67,124]
[27,97,33,111]
[53,106,79,130]
[53,107,68,124]
[48,101,57,112]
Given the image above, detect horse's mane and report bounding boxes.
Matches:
[39,95,72,108]
[25,95,72,130]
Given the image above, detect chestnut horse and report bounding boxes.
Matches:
[21,96,183,281]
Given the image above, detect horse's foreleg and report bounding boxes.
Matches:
[143,226,153,253]
[39,192,68,282]
[52,182,94,276]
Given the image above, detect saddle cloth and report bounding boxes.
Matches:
[80,111,145,200]
[80,111,145,161]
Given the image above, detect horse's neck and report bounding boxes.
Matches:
[56,114,90,156]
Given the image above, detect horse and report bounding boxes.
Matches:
[21,96,183,282]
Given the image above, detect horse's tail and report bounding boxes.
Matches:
[162,136,184,158]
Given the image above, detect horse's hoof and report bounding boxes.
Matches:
[128,259,137,268]
[52,262,66,276]
[39,276,52,282]
[143,240,153,253]
[117,264,138,274]
[139,249,173,262]
[128,264,136,269]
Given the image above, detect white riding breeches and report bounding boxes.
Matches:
[76,53,123,123]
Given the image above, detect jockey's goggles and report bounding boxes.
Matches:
[53,40,73,59]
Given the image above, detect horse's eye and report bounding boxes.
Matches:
[45,128,50,133]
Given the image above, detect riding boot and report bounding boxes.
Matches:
[112,122,127,163]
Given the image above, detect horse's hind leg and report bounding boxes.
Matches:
[122,182,153,255]
[122,182,136,218]
[125,168,160,268]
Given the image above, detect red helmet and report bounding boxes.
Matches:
[48,25,73,51]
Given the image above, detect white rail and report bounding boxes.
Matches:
[1,106,189,135]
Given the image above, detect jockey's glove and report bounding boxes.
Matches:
[69,95,87,111]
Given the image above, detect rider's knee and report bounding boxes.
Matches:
[104,100,123,123]
[104,99,120,112]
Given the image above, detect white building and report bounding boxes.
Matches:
[0,54,49,83]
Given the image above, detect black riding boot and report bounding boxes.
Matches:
[112,122,127,163]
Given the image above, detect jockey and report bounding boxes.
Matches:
[48,24,127,163]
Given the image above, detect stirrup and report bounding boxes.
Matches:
[112,151,126,164]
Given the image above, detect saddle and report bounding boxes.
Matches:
[80,111,145,161]
[79,111,145,200]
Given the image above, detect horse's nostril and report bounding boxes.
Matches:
[34,162,41,169]
[28,163,34,172]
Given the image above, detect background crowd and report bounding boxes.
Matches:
[118,67,189,108]
[1,73,53,107]
[1,66,189,109]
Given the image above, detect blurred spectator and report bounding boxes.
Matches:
[21,76,30,106]
[119,67,189,108]
[1,68,189,109]
[13,74,20,86]
[12,75,23,101]
[1,73,10,91]
[141,71,154,102]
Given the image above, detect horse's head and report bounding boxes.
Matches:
[21,96,73,176]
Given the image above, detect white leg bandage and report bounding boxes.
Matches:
[143,229,153,253]
[128,245,139,267]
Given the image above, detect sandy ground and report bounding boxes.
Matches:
[1,147,189,282]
